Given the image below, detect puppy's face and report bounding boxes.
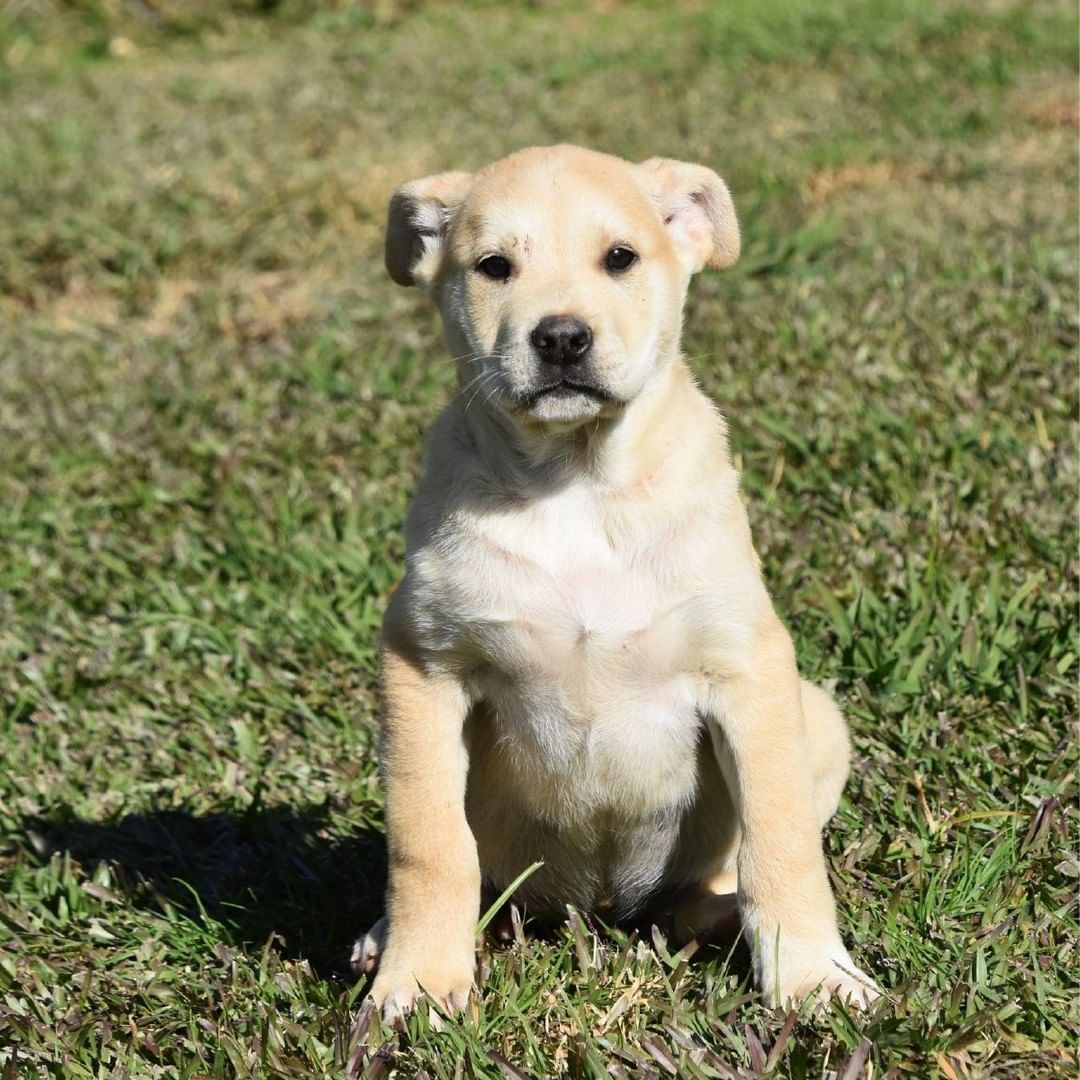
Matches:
[386,146,739,428]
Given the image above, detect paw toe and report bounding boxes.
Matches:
[445,985,472,1012]
[379,987,417,1029]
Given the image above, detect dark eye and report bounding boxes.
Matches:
[604,246,638,273]
[476,255,512,281]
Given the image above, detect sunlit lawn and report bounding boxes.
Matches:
[0,1,1076,1075]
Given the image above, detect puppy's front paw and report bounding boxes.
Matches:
[371,973,473,1028]
[370,964,474,1027]
[812,964,880,1010]
[760,942,881,1011]
[366,929,475,1026]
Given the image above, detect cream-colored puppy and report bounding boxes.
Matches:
[354,145,879,1021]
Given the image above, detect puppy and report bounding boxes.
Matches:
[354,145,879,1021]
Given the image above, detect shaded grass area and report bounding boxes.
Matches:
[0,0,1077,1075]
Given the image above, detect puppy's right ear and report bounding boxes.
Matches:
[385,171,473,288]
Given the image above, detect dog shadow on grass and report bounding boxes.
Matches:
[29,803,387,979]
[30,805,751,988]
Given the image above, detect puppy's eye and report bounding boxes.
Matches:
[604,246,638,274]
[476,255,512,281]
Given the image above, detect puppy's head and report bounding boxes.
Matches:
[385,145,739,428]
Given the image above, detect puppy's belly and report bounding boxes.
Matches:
[463,679,737,918]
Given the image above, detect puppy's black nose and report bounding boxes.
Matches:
[530,314,593,367]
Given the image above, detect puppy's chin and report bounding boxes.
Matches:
[524,385,610,425]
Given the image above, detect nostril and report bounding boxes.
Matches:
[569,329,591,354]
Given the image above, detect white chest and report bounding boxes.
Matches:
[439,486,738,819]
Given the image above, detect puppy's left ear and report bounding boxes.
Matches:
[638,158,740,274]
[385,170,474,288]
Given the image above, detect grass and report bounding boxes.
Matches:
[0,0,1076,1075]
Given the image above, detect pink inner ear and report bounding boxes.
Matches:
[684,220,709,244]
[666,198,711,253]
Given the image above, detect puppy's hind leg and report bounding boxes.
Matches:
[672,867,740,946]
[671,757,742,946]
[350,916,388,977]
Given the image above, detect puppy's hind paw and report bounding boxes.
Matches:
[350,916,388,978]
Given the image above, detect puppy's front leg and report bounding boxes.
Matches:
[370,644,480,1022]
[705,617,878,1009]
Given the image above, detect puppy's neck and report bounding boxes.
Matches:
[459,359,697,498]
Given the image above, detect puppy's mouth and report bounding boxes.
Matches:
[518,379,615,411]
